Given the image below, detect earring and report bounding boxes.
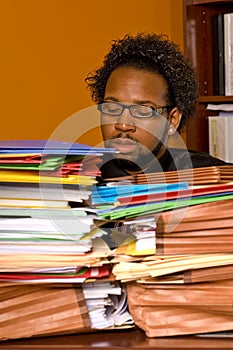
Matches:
[168,125,175,136]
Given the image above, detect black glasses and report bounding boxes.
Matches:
[97,102,172,119]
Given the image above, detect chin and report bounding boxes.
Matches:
[113,157,142,172]
[113,153,138,163]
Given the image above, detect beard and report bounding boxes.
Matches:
[112,139,165,173]
[103,123,169,174]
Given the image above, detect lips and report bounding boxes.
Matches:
[110,138,138,154]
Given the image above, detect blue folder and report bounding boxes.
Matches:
[0,140,117,155]
[91,182,189,204]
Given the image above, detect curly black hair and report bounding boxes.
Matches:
[85,32,199,133]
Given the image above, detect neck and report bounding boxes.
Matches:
[116,143,168,175]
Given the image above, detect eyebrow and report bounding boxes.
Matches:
[103,96,162,106]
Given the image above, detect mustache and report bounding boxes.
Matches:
[111,133,138,142]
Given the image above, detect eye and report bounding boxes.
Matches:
[103,103,122,115]
[131,105,154,118]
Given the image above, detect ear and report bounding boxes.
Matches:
[169,107,182,130]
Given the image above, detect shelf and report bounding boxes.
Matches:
[183,0,233,153]
[199,96,233,103]
[191,0,233,5]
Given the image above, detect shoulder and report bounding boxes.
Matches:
[166,148,230,170]
[188,149,230,168]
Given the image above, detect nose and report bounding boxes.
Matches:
[114,109,136,132]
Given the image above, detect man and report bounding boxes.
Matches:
[85,33,228,179]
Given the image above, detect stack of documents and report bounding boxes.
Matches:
[0,281,134,340]
[113,252,233,282]
[91,180,233,220]
[0,140,116,282]
[104,165,233,185]
[126,278,233,337]
[95,178,233,282]
[156,197,233,255]
[0,140,136,340]
[94,167,233,337]
[82,282,134,329]
[2,139,233,340]
[0,140,120,276]
[0,139,117,187]
[0,140,108,209]
[0,182,91,208]
[91,182,189,220]
[87,167,233,281]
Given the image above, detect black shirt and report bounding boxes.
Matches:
[100,148,229,180]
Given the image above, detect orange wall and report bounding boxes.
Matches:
[0,0,183,144]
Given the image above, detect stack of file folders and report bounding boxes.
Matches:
[1,139,233,340]
[95,166,233,337]
[104,165,233,185]
[0,140,134,340]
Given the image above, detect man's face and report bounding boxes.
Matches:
[100,67,172,166]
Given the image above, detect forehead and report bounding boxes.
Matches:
[104,67,168,103]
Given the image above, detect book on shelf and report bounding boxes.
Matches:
[224,12,233,96]
[211,12,233,96]
[212,13,225,95]
[208,114,233,162]
[206,103,233,112]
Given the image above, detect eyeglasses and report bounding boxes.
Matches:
[97,102,172,119]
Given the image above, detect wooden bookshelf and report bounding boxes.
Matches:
[183,0,233,152]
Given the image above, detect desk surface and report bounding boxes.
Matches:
[1,328,233,349]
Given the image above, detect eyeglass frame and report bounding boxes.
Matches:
[97,102,173,119]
